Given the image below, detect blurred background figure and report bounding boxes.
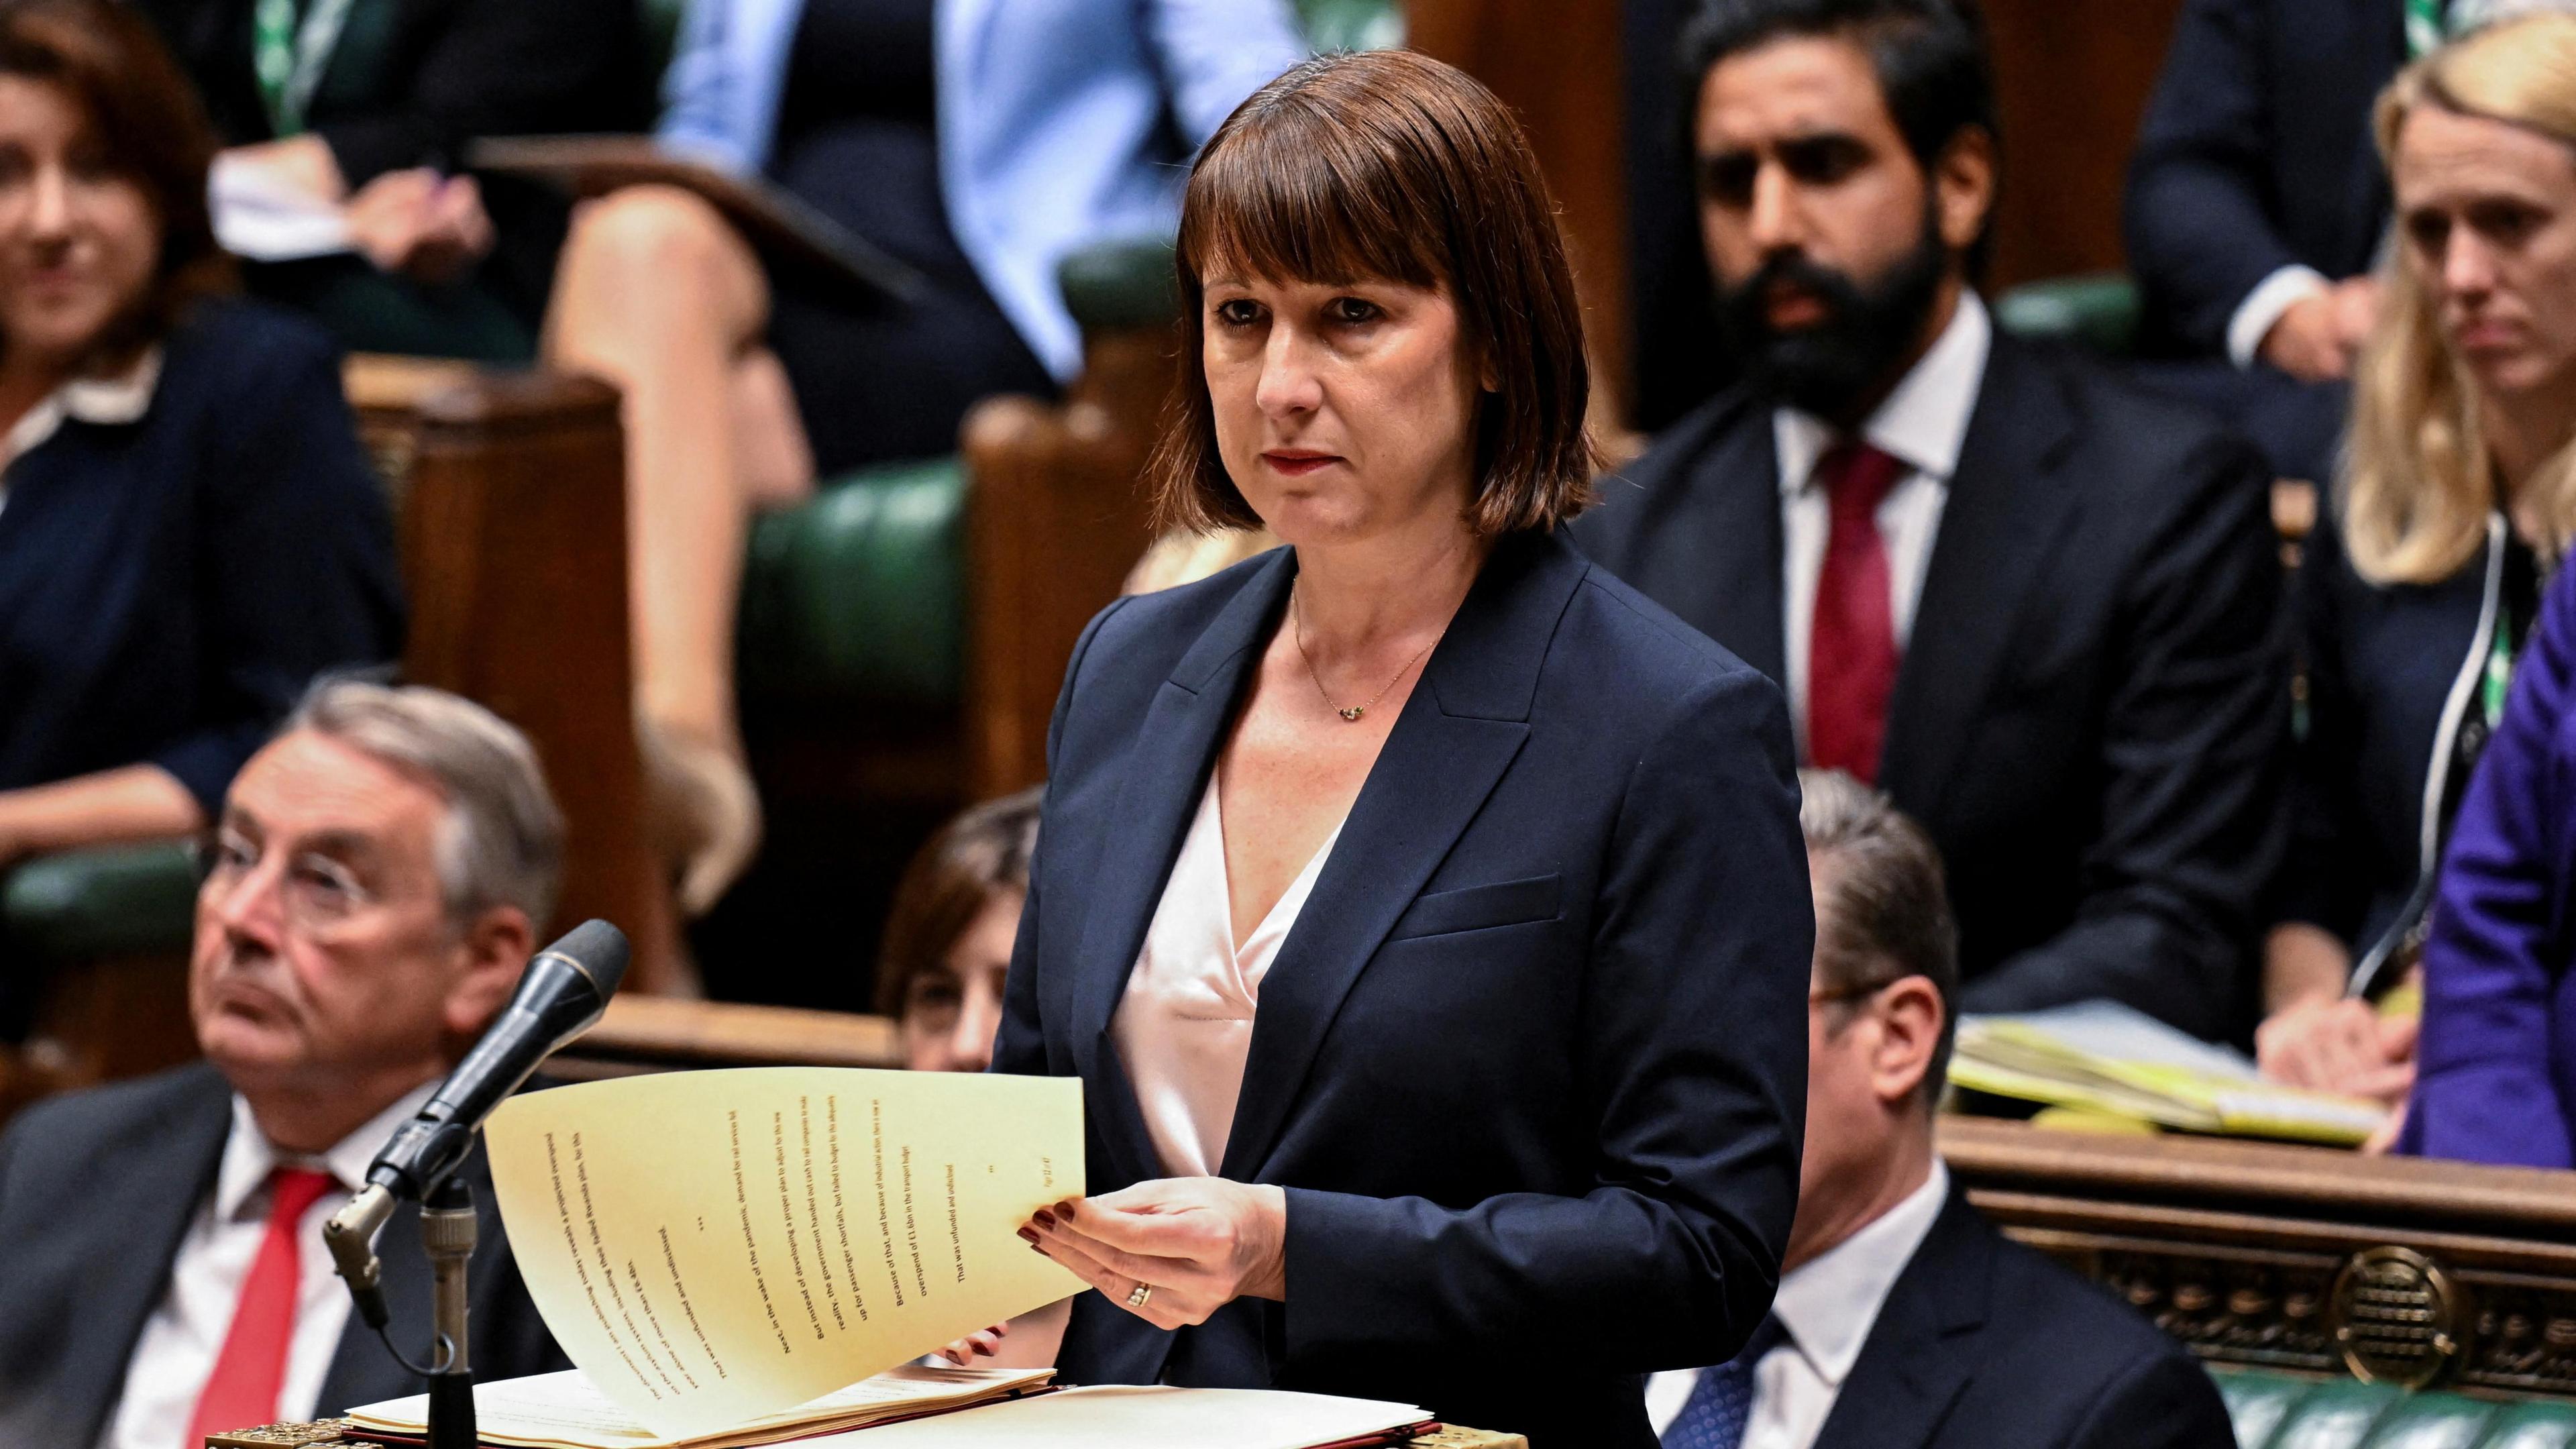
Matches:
[874,785,1038,1075]
[1582,0,2286,1042]
[0,682,568,1446]
[132,0,647,361]
[2361,15,2576,1168]
[875,784,1065,1366]
[2263,13,2576,1106]
[542,0,1308,920]
[1651,771,2233,1449]
[0,0,397,892]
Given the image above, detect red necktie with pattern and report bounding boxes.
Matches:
[186,1166,339,1446]
[1807,441,1907,783]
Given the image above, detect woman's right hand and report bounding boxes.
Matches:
[2255,995,2417,1104]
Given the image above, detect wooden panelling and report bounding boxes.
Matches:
[1978,0,2186,287]
[1941,1118,2576,1395]
[961,331,1171,798]
[1411,0,1634,425]
[376,368,684,993]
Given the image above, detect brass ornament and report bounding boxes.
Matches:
[2329,1245,2470,1389]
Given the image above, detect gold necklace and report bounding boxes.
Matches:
[1291,584,1437,722]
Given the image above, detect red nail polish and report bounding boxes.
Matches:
[1032,1208,1055,1228]
[1018,1226,1039,1244]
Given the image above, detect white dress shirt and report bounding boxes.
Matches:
[2225,264,2333,372]
[1646,1162,1951,1448]
[99,1082,437,1449]
[0,347,160,521]
[1776,294,1990,757]
[1112,780,1344,1177]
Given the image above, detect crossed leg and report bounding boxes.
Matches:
[544,183,817,915]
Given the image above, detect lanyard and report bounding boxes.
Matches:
[2405,0,2447,56]
[252,0,360,137]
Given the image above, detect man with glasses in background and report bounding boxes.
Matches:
[0,681,569,1447]
[1651,771,2232,1449]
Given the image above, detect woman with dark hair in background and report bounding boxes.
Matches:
[0,0,398,873]
[977,50,1811,1448]
[877,786,1070,1366]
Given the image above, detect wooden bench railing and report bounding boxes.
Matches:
[1940,1118,2576,1396]
[549,995,903,1079]
[351,358,683,993]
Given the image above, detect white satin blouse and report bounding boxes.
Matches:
[1110,777,1344,1177]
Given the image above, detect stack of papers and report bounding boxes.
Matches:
[349,1365,1056,1449]
[1949,1001,2390,1144]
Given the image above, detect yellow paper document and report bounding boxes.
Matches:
[484,1069,1085,1440]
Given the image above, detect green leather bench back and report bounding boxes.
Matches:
[738,456,967,710]
[2215,1369,2576,1449]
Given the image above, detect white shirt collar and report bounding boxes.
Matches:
[0,345,162,498]
[1775,292,1992,496]
[1766,1159,1951,1389]
[213,1080,440,1225]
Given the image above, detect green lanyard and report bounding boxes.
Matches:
[2406,0,2447,57]
[252,0,359,137]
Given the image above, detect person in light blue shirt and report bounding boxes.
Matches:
[541,0,1307,917]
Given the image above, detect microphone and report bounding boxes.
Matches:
[325,918,629,1326]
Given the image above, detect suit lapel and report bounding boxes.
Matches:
[1218,533,1578,1181]
[1675,397,1788,684]
[1879,337,2081,816]
[60,1069,233,1446]
[1811,1189,1994,1449]
[1067,551,1295,1185]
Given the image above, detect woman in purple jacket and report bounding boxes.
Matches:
[2406,548,2576,1166]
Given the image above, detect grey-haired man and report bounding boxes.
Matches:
[0,682,571,1448]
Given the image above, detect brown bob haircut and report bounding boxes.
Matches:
[0,0,233,362]
[873,786,1043,1018]
[1148,50,1599,537]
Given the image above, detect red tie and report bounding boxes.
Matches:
[186,1167,339,1447]
[1807,441,1907,784]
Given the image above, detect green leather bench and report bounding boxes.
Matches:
[2215,1369,2576,1448]
[1994,270,2143,357]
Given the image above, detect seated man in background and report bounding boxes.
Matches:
[1651,771,2234,1449]
[0,0,398,886]
[1580,0,2286,1042]
[875,786,1067,1369]
[133,0,645,359]
[0,682,569,1444]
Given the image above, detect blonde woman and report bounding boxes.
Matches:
[2263,12,2576,1103]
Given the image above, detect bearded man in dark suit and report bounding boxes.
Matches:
[1579,0,2288,1042]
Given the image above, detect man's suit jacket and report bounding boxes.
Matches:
[0,1061,567,1445]
[1813,1189,2236,1449]
[1576,332,2288,1041]
[2123,0,2401,358]
[133,0,648,323]
[995,529,1813,1449]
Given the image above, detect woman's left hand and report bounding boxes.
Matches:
[1023,1177,1287,1330]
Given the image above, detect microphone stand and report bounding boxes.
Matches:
[421,1177,479,1449]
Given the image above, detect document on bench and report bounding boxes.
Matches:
[479,1068,1086,1441]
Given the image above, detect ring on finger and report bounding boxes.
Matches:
[1127,1281,1154,1309]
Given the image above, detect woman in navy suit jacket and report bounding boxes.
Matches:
[0,1,398,871]
[983,52,1811,1448]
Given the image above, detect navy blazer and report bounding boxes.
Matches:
[2124,0,2400,358]
[0,299,401,819]
[1809,1189,2234,1449]
[993,529,1812,1449]
[0,1062,568,1444]
[2277,512,2500,965]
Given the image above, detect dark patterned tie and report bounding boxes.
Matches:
[1660,1313,1791,1449]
